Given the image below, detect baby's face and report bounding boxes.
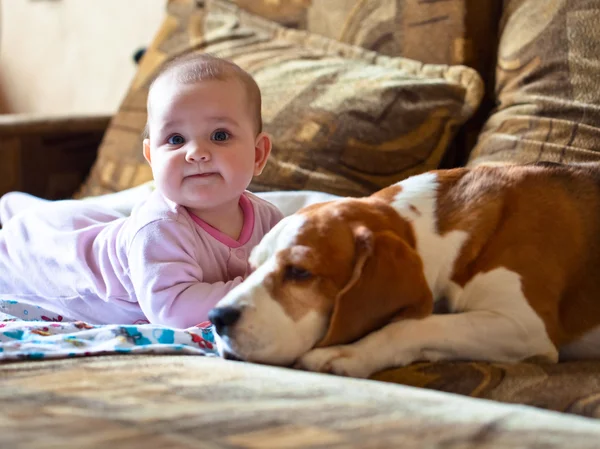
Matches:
[145,76,262,213]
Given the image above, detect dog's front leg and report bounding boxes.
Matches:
[295,310,558,378]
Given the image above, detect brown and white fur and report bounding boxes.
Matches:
[209,162,600,378]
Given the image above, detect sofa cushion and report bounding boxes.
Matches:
[468,0,600,166]
[4,355,600,448]
[230,0,503,168]
[233,0,502,75]
[77,0,483,198]
[373,360,600,419]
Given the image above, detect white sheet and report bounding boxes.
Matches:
[81,181,342,217]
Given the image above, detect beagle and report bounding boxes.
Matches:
[209,162,600,378]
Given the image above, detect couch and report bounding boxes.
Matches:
[3,0,600,447]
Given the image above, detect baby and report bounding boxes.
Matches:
[0,53,283,328]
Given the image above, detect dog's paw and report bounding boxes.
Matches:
[294,346,373,378]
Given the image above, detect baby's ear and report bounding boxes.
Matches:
[143,139,152,165]
[254,132,272,176]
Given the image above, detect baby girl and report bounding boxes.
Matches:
[0,53,283,328]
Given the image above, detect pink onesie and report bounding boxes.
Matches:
[0,190,283,328]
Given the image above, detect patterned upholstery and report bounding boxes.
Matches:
[373,360,600,418]
[469,0,600,166]
[230,0,503,166]
[233,0,502,75]
[77,0,483,198]
[3,356,600,448]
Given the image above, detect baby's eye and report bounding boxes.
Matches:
[167,134,185,145]
[211,130,230,142]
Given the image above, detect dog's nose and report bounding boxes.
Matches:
[208,306,241,335]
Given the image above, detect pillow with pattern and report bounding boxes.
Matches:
[78,0,484,198]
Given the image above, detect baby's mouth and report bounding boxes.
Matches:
[188,172,218,178]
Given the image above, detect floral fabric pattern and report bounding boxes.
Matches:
[0,299,217,361]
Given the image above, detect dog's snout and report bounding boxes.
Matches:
[208,306,241,334]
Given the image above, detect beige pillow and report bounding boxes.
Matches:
[232,0,501,73]
[468,0,600,167]
[78,0,484,198]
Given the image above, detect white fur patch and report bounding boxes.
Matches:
[215,214,328,365]
[447,268,557,360]
[391,173,469,299]
[249,214,307,268]
[215,284,327,366]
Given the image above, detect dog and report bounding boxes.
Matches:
[208,162,600,378]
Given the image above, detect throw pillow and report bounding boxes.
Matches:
[77,0,484,198]
[468,0,600,166]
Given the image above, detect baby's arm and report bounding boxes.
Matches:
[127,219,243,328]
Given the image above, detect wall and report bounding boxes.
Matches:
[0,0,165,115]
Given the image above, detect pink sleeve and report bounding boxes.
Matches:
[271,203,284,227]
[127,219,242,328]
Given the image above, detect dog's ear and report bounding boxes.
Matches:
[316,226,433,347]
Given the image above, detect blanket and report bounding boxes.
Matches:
[0,186,341,361]
[0,299,217,361]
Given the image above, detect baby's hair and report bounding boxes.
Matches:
[142,53,262,138]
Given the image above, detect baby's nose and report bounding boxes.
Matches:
[186,145,210,162]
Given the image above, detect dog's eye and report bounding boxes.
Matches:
[284,265,313,281]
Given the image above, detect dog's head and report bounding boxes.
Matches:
[209,197,433,366]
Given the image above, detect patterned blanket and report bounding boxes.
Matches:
[0,299,217,361]
[0,188,340,362]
